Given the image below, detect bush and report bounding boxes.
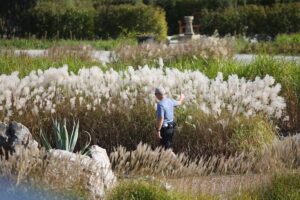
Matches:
[230,117,275,152]
[23,1,96,39]
[276,33,300,46]
[200,3,300,37]
[92,0,300,35]
[95,5,167,40]
[262,173,300,200]
[0,18,6,37]
[233,172,300,200]
[106,180,177,200]
[22,2,167,40]
[174,110,276,156]
[236,33,300,55]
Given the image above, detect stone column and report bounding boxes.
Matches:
[184,16,194,35]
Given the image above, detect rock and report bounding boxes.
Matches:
[0,121,38,155]
[89,145,117,187]
[49,148,116,199]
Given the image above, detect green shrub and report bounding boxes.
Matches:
[262,173,300,200]
[0,52,101,77]
[200,3,300,37]
[40,119,91,155]
[236,33,300,55]
[23,1,96,39]
[0,18,6,36]
[276,33,300,46]
[233,172,300,200]
[0,37,137,50]
[230,117,275,152]
[95,5,167,41]
[174,109,276,156]
[106,180,177,200]
[22,2,167,40]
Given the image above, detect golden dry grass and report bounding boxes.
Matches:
[111,136,300,178]
[167,174,270,197]
[0,146,105,199]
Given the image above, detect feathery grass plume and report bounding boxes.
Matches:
[111,137,300,178]
[0,66,285,120]
[0,65,286,156]
[115,35,234,66]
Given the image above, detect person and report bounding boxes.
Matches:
[154,87,185,149]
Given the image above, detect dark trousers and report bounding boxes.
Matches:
[160,122,175,149]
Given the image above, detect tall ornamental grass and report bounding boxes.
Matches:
[0,66,285,120]
[111,136,300,177]
[115,36,234,66]
[0,66,285,155]
[163,56,300,133]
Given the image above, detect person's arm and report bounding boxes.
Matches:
[173,94,185,106]
[155,103,164,139]
[178,94,185,105]
[156,116,164,139]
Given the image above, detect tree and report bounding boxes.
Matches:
[0,0,37,37]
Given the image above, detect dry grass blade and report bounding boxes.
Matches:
[111,137,300,178]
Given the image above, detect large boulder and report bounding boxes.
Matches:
[0,121,38,156]
[0,121,117,199]
[89,145,116,188]
[48,148,116,199]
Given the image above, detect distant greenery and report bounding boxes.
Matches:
[237,33,300,55]
[0,53,102,77]
[20,2,167,40]
[200,3,300,37]
[95,5,167,41]
[0,37,137,50]
[2,0,300,37]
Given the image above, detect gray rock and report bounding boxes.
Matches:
[89,145,117,188]
[0,121,38,155]
[49,148,116,199]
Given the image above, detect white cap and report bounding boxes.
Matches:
[155,87,165,95]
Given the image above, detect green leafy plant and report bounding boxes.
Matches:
[106,180,178,200]
[40,119,91,155]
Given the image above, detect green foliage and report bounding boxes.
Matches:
[174,108,276,156]
[0,0,38,37]
[0,37,137,50]
[106,180,178,200]
[200,3,300,37]
[233,172,300,200]
[237,33,300,55]
[20,2,167,40]
[40,119,91,155]
[231,117,275,152]
[275,33,300,46]
[23,1,96,39]
[0,53,102,77]
[262,173,300,200]
[95,5,167,40]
